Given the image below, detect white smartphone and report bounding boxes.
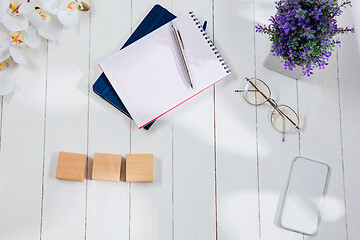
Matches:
[279,156,330,235]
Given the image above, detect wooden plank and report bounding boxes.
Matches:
[214,0,260,239]
[338,6,360,240]
[298,40,347,240]
[129,123,173,240]
[254,2,303,239]
[171,1,216,239]
[129,1,173,240]
[256,43,303,239]
[41,13,90,240]
[0,41,47,239]
[85,0,131,239]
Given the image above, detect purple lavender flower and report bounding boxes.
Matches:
[256,0,355,76]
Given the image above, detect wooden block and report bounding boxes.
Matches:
[56,151,87,181]
[92,152,122,182]
[126,154,153,182]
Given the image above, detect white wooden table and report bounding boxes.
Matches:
[0,0,359,239]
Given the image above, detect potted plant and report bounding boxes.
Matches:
[256,0,355,78]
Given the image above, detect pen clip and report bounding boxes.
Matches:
[177,30,185,49]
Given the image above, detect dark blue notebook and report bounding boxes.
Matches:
[93,4,176,130]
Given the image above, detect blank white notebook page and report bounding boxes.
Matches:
[99,12,231,128]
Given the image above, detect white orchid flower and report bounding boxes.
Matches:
[38,0,89,29]
[20,1,62,41]
[0,30,33,65]
[0,0,30,32]
[0,59,15,95]
[57,1,80,28]
[37,0,61,14]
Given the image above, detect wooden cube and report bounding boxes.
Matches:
[92,152,122,182]
[126,154,153,182]
[56,151,87,181]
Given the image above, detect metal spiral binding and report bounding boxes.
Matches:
[189,12,231,74]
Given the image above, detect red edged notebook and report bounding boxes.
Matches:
[99,12,231,129]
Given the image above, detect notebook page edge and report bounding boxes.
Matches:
[138,72,231,129]
[98,62,143,127]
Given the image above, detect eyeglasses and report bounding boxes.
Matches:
[235,77,299,142]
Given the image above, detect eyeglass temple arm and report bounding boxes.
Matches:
[235,90,258,92]
[282,114,286,142]
[269,99,300,130]
[245,78,300,130]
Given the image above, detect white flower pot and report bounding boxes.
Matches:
[353,2,360,53]
[263,50,303,79]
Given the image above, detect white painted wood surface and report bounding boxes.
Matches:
[41,10,90,240]
[215,0,259,239]
[0,0,359,239]
[86,1,131,240]
[338,5,360,240]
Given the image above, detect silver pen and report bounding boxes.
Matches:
[171,21,193,89]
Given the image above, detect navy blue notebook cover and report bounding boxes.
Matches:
[93,4,176,130]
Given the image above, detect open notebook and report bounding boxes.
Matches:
[99,12,231,128]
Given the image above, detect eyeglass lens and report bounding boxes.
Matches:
[271,105,299,133]
[243,78,271,105]
[237,77,300,141]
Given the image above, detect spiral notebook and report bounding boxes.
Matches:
[93,4,176,130]
[99,12,231,128]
